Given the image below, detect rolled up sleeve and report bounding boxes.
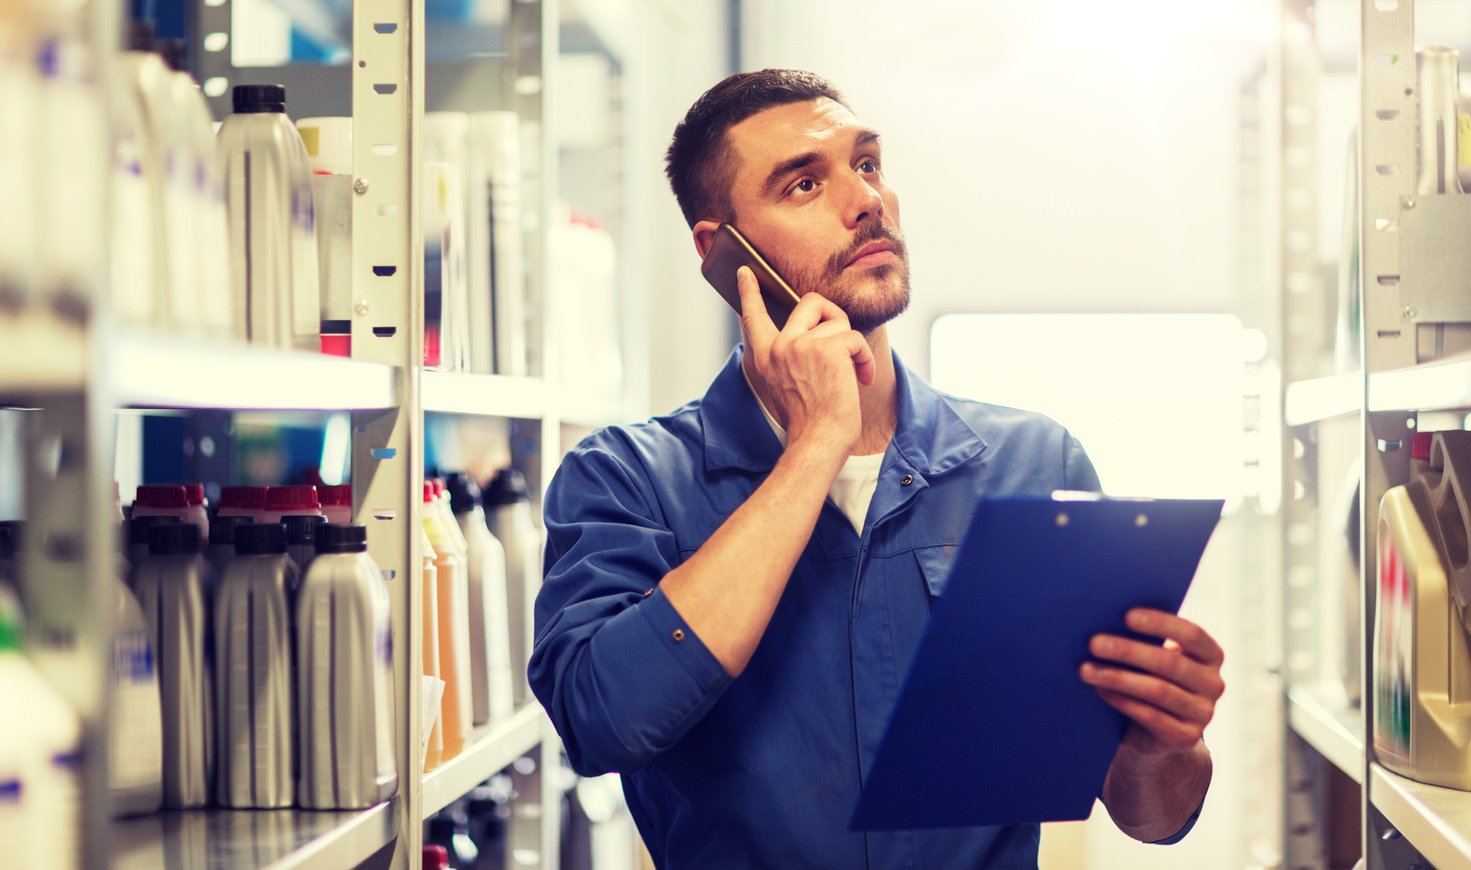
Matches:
[529,444,732,776]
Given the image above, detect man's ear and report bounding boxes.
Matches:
[692,220,722,259]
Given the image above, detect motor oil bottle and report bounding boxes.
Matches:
[217,485,267,520]
[111,575,163,816]
[1374,429,1471,788]
[423,524,443,772]
[297,523,397,808]
[446,472,513,725]
[483,469,539,704]
[207,515,253,580]
[283,513,326,576]
[133,522,215,808]
[424,481,469,758]
[216,521,297,808]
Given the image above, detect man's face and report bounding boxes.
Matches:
[719,98,910,334]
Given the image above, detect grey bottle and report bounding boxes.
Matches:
[482,469,539,705]
[125,515,182,584]
[297,523,398,808]
[132,522,215,809]
[216,521,297,808]
[283,513,326,576]
[207,514,253,579]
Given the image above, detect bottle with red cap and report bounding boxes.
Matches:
[131,484,188,522]
[260,485,325,525]
[217,485,267,521]
[422,845,450,870]
[321,484,352,525]
[181,483,209,544]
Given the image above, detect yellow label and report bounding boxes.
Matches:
[1460,114,1471,169]
[299,125,321,158]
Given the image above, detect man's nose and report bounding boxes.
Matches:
[842,171,884,228]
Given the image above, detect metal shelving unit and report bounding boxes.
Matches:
[1370,764,1471,869]
[1285,371,1362,426]
[420,705,548,820]
[1288,683,1366,785]
[1368,356,1471,412]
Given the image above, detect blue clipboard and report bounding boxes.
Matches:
[850,492,1223,831]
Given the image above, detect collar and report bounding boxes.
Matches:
[698,346,988,475]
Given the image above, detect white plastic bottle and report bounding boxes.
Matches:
[424,481,470,758]
[0,586,81,869]
[469,112,525,376]
[131,484,190,523]
[261,484,325,525]
[218,83,321,349]
[295,116,354,356]
[283,513,326,574]
[111,576,164,816]
[422,525,443,771]
[182,483,209,544]
[217,485,268,520]
[321,484,352,524]
[446,473,513,724]
[425,113,471,372]
[297,523,397,808]
[206,515,252,579]
[483,469,539,705]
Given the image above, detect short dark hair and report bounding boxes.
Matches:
[665,69,848,228]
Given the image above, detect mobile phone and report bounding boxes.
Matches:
[700,223,802,330]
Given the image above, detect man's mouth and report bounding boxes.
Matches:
[844,239,898,270]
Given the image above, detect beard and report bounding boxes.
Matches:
[769,221,912,335]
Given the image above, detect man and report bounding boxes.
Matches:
[530,70,1225,869]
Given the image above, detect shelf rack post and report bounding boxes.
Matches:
[351,0,426,865]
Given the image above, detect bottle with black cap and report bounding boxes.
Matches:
[216,521,297,808]
[124,514,182,584]
[283,513,326,574]
[218,82,320,350]
[446,472,513,725]
[206,514,253,579]
[297,523,398,808]
[132,522,215,809]
[0,520,20,595]
[482,468,539,705]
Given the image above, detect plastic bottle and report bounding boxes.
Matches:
[261,484,324,525]
[447,473,513,725]
[0,585,81,869]
[422,160,459,369]
[217,485,268,520]
[483,469,539,704]
[425,113,472,372]
[206,515,252,579]
[1416,46,1463,196]
[297,523,398,808]
[424,481,470,758]
[132,523,215,809]
[283,513,326,574]
[469,112,526,376]
[0,520,20,595]
[125,515,182,586]
[182,483,209,544]
[0,2,37,311]
[131,484,191,523]
[216,522,297,808]
[218,83,321,349]
[423,845,450,870]
[321,484,352,524]
[423,525,443,772]
[111,575,164,816]
[294,116,354,356]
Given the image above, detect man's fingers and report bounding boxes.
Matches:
[782,291,849,334]
[1088,634,1226,702]
[1094,689,1205,751]
[1123,610,1225,667]
[737,267,779,349]
[842,331,877,385]
[1080,662,1214,725]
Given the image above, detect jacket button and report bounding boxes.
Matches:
[900,474,914,486]
[672,629,686,642]
[642,587,654,598]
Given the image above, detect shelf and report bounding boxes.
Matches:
[421,704,547,819]
[1368,355,1471,413]
[1286,683,1364,784]
[1284,371,1361,426]
[0,308,87,396]
[421,371,547,418]
[1370,764,1471,869]
[112,798,398,870]
[114,331,399,411]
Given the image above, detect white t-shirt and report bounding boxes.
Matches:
[742,368,885,535]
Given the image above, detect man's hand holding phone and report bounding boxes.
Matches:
[736,265,875,457]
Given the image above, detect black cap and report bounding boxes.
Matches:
[283,514,327,545]
[316,523,368,554]
[147,522,201,556]
[444,473,481,514]
[128,515,182,545]
[0,521,19,560]
[208,515,253,546]
[234,522,287,555]
[233,84,287,114]
[482,469,530,507]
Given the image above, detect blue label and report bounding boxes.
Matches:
[0,779,21,802]
[114,631,155,682]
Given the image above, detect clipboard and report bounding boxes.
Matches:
[850,492,1223,831]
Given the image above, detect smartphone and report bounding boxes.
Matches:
[700,223,802,330]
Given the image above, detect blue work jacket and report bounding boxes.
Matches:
[531,347,1107,869]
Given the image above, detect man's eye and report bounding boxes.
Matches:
[792,178,816,194]
[858,158,879,173]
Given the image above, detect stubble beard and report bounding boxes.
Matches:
[773,222,913,335]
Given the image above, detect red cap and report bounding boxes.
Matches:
[182,483,205,506]
[319,334,350,357]
[219,485,268,511]
[265,485,321,512]
[423,482,435,503]
[422,846,449,870]
[1413,431,1434,460]
[135,484,188,509]
[321,484,352,507]
[431,478,446,497]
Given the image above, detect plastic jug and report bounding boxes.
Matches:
[469,112,526,376]
[125,515,182,580]
[447,472,513,725]
[321,484,352,525]
[297,524,398,808]
[216,522,297,808]
[283,513,326,574]
[423,526,443,771]
[217,83,320,349]
[164,49,233,337]
[484,469,539,704]
[294,116,353,356]
[111,576,163,816]
[218,485,268,520]
[261,484,324,525]
[133,523,215,808]
[207,515,252,579]
[131,484,190,523]
[181,483,209,543]
[424,481,470,758]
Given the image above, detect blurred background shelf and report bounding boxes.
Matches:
[0,309,87,397]
[112,798,398,870]
[1368,355,1471,413]
[420,704,547,819]
[1286,683,1363,784]
[421,370,547,418]
[1284,371,1361,426]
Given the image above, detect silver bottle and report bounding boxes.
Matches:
[132,523,215,809]
[125,515,182,584]
[283,513,326,576]
[297,524,398,808]
[215,522,296,808]
[482,469,539,705]
[447,473,514,724]
[111,577,164,817]
[206,515,253,579]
